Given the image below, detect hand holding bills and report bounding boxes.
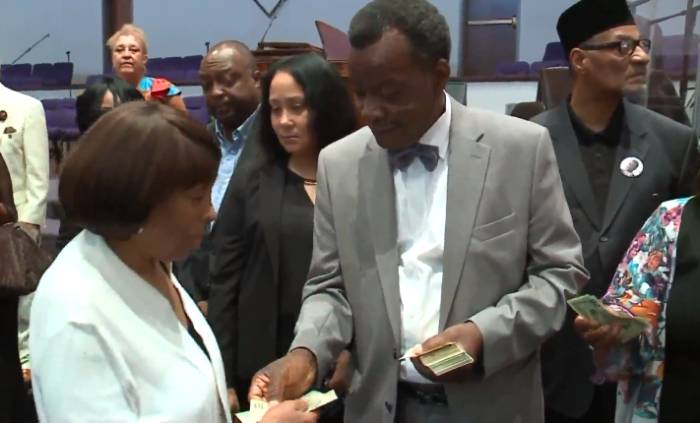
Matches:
[236,390,339,422]
[567,295,650,342]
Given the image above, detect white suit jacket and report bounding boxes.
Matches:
[0,82,49,225]
[30,231,231,423]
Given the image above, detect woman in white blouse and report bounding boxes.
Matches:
[29,101,317,423]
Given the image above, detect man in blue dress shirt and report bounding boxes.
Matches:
[176,40,261,314]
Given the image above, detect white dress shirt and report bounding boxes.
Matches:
[29,231,231,423]
[397,92,451,383]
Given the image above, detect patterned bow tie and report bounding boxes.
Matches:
[388,143,440,172]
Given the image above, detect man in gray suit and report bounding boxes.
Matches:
[248,0,588,421]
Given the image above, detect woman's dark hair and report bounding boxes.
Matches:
[258,53,358,168]
[60,101,221,240]
[75,75,144,133]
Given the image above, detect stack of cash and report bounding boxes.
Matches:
[235,390,338,423]
[567,294,650,342]
[401,342,474,376]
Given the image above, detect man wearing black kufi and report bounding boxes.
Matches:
[532,0,699,422]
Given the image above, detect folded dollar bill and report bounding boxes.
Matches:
[235,390,339,423]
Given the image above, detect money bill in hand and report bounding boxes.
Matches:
[400,342,474,376]
[235,390,339,423]
[567,295,650,342]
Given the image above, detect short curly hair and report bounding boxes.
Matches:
[348,0,451,65]
[107,24,148,54]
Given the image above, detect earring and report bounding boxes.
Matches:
[137,227,144,235]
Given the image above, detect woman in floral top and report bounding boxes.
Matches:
[577,196,700,422]
[106,24,188,114]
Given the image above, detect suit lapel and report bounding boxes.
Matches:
[600,102,650,234]
[359,142,402,347]
[440,101,490,329]
[547,104,601,229]
[239,117,260,166]
[259,164,285,289]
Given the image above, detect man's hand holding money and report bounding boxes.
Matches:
[409,321,483,383]
[248,348,318,405]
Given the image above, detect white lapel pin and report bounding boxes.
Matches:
[620,156,643,178]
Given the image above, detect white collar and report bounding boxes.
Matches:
[417,91,451,159]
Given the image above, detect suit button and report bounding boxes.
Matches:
[393,349,397,359]
[385,401,393,413]
[600,236,609,242]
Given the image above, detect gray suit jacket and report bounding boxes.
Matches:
[290,98,589,423]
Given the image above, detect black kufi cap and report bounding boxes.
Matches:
[557,0,636,59]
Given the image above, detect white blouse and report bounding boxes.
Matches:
[29,231,231,423]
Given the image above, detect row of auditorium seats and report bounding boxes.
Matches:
[41,95,210,141]
[496,55,699,76]
[538,38,700,63]
[3,33,700,88]
[0,62,74,89]
[0,55,205,89]
[87,55,207,86]
[496,37,700,75]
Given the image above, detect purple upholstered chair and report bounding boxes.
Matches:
[60,98,76,109]
[530,60,568,74]
[184,95,205,110]
[32,63,55,86]
[183,55,204,71]
[543,42,566,61]
[52,62,74,86]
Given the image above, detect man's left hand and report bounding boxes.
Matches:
[326,349,352,393]
[410,321,483,383]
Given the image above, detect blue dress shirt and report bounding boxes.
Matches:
[211,109,258,212]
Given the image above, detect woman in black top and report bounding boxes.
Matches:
[208,53,358,417]
[56,76,144,251]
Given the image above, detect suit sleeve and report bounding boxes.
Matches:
[469,129,589,378]
[289,151,354,385]
[207,168,250,387]
[19,100,49,225]
[674,129,699,197]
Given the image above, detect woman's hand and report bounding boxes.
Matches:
[260,399,318,423]
[227,387,240,413]
[574,311,625,353]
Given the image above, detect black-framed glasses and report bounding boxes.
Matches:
[580,39,651,56]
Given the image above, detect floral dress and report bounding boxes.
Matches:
[137,76,181,103]
[597,197,688,422]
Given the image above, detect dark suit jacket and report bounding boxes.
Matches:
[175,119,260,303]
[208,160,306,384]
[531,100,699,417]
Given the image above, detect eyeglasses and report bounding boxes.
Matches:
[580,39,652,56]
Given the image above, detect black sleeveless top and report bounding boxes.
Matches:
[188,322,210,361]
